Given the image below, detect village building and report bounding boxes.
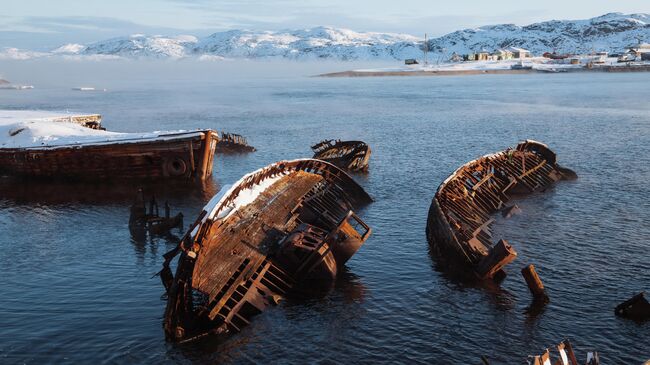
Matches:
[493,49,514,60]
[476,50,490,61]
[507,47,531,58]
[626,43,650,61]
[449,52,463,62]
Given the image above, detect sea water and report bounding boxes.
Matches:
[0,60,648,364]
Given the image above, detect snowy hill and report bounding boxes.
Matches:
[428,13,649,55]
[193,27,421,60]
[80,34,199,58]
[2,13,649,60]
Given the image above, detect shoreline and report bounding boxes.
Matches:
[319,64,650,77]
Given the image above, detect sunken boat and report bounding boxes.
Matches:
[311,139,371,172]
[161,159,373,342]
[215,132,255,153]
[426,140,576,280]
[0,110,218,181]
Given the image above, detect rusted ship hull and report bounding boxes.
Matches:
[161,159,372,342]
[0,131,218,181]
[311,140,371,172]
[426,140,576,280]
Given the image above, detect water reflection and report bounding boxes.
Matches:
[164,266,368,361]
[428,245,516,312]
[130,228,183,265]
[0,176,220,206]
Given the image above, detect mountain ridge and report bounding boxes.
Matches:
[1,13,648,61]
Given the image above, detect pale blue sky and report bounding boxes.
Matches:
[2,0,650,48]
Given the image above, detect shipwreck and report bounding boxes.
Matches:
[426,140,576,280]
[160,159,372,342]
[215,132,255,153]
[0,110,226,181]
[311,139,371,172]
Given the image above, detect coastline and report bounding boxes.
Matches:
[319,64,650,77]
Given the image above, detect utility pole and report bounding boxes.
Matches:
[423,33,428,66]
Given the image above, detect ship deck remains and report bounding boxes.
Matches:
[426,140,576,280]
[161,159,372,342]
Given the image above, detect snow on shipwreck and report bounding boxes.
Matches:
[426,140,577,281]
[160,159,373,342]
[0,110,219,181]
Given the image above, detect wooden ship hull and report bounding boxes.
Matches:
[426,140,576,280]
[0,130,218,181]
[160,159,373,342]
[311,140,371,172]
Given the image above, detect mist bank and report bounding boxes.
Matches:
[0,59,395,89]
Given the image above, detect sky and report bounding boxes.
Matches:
[2,0,650,49]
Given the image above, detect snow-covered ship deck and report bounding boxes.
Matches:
[0,110,218,181]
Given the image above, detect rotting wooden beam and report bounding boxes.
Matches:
[198,130,214,181]
[521,264,549,302]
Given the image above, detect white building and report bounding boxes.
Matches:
[506,47,531,59]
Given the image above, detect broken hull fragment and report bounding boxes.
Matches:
[215,132,255,153]
[311,140,371,172]
[0,131,218,181]
[426,140,575,280]
[161,159,372,342]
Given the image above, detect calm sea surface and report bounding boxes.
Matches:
[0,61,649,364]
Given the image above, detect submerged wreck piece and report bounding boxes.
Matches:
[0,110,218,181]
[426,140,576,280]
[129,190,183,236]
[161,159,372,342]
[311,139,371,172]
[215,132,255,153]
[528,339,587,365]
[615,292,650,321]
[522,264,549,303]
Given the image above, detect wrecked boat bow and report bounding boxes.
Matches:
[311,139,371,172]
[426,140,576,281]
[161,159,372,342]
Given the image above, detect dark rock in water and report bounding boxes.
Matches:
[615,292,650,321]
[502,204,522,218]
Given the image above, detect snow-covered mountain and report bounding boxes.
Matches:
[1,13,648,60]
[193,27,421,60]
[76,34,198,58]
[427,12,650,55]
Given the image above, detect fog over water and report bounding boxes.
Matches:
[0,60,649,364]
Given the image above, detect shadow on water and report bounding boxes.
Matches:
[164,267,367,360]
[427,244,517,312]
[0,176,220,206]
[130,226,183,264]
